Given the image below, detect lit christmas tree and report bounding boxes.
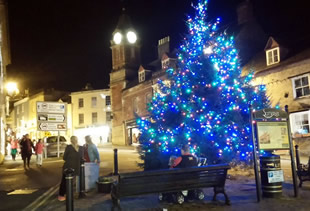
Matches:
[137,0,269,170]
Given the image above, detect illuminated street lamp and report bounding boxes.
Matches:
[5,82,19,96]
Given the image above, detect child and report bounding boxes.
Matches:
[35,139,44,167]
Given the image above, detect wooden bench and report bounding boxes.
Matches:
[111,164,230,208]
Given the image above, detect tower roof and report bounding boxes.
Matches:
[114,8,133,33]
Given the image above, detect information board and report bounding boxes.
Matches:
[257,121,289,150]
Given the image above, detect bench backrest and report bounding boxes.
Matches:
[115,164,230,197]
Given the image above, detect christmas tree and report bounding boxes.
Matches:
[137,0,269,170]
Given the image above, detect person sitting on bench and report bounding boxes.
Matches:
[172,144,198,168]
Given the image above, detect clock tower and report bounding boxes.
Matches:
[110,8,140,145]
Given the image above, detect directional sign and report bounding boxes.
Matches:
[37,101,67,131]
[38,114,65,122]
[37,102,65,114]
[39,123,67,131]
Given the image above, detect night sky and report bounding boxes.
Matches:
[6,0,310,92]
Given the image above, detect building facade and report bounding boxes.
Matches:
[243,37,310,155]
[110,11,176,146]
[12,90,69,140]
[0,0,11,163]
[71,89,112,146]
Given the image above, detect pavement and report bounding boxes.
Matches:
[3,145,310,211]
[38,154,310,211]
[36,174,310,211]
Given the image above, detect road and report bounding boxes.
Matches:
[0,146,141,211]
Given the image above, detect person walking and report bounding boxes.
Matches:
[84,135,100,164]
[58,136,83,201]
[19,134,35,169]
[35,139,44,167]
[10,136,19,161]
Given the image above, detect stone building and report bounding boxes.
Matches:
[71,88,112,146]
[110,10,176,146]
[0,0,11,163]
[243,36,310,155]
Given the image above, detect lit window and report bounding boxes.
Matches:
[79,98,84,108]
[92,112,97,124]
[139,71,145,82]
[292,75,310,98]
[16,106,19,115]
[91,97,97,107]
[162,58,170,69]
[266,47,280,66]
[290,111,310,137]
[21,104,24,113]
[79,113,84,125]
[106,96,111,106]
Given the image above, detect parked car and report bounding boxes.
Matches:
[45,136,67,157]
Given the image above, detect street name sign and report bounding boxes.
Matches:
[37,101,67,131]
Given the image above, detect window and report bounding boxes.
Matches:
[266,47,280,66]
[133,97,139,113]
[106,112,112,122]
[92,112,98,124]
[91,97,97,107]
[146,93,152,104]
[106,96,111,106]
[78,98,84,108]
[292,75,310,98]
[21,104,24,113]
[139,71,145,83]
[79,113,84,125]
[16,106,19,115]
[290,111,310,137]
[161,58,170,69]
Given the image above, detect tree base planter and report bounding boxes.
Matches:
[97,177,114,193]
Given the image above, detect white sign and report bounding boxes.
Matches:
[38,114,65,122]
[37,102,65,114]
[268,170,284,183]
[37,101,67,131]
[39,122,67,131]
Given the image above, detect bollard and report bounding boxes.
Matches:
[65,168,75,211]
[295,145,301,171]
[113,148,118,175]
[79,159,86,198]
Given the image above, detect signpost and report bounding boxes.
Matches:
[37,101,67,158]
[251,107,298,201]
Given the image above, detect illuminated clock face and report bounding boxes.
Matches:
[127,31,137,44]
[113,32,122,44]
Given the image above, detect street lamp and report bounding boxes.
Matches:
[5,82,19,96]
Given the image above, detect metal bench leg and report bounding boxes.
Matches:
[213,186,230,205]
[111,195,121,210]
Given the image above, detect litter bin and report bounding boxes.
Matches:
[260,154,283,198]
[97,176,114,193]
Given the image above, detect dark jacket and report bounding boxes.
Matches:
[63,145,83,176]
[20,138,34,156]
[175,155,198,168]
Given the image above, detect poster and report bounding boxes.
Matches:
[257,121,289,150]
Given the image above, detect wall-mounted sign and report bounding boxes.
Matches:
[257,121,289,150]
[37,101,67,131]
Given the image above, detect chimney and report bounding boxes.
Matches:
[236,0,254,25]
[158,36,170,59]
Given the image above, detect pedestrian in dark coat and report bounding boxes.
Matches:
[58,136,83,201]
[19,134,35,169]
